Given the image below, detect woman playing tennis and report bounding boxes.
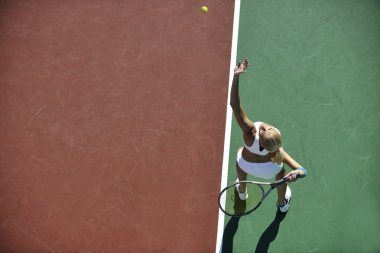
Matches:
[230,58,307,213]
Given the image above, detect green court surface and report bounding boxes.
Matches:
[222,0,380,252]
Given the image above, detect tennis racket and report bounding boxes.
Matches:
[218,175,302,217]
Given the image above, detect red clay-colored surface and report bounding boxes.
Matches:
[0,1,234,252]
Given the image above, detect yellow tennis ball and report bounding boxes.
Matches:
[201,6,208,13]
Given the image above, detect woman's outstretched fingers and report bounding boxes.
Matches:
[243,58,249,70]
[234,58,250,75]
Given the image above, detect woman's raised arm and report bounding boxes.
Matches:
[230,58,254,135]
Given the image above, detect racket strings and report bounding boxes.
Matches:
[219,183,264,217]
[233,188,247,215]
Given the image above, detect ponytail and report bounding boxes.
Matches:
[271,150,283,164]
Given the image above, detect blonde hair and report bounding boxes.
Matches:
[271,151,283,164]
[262,129,283,164]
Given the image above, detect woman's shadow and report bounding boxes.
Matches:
[221,210,287,253]
[255,210,287,253]
[221,216,241,253]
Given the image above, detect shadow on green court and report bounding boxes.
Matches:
[255,210,287,253]
[222,217,240,253]
[222,210,287,253]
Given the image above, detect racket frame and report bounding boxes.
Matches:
[218,177,290,217]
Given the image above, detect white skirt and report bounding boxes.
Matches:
[236,148,283,179]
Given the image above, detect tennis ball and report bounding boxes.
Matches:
[201,6,208,13]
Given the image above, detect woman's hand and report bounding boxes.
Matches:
[234,58,249,76]
[285,170,301,183]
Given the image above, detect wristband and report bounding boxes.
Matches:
[298,167,307,178]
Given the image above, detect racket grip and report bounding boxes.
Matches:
[282,169,307,184]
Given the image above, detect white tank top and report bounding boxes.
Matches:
[243,122,280,156]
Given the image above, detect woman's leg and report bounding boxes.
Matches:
[236,162,247,193]
[275,165,286,206]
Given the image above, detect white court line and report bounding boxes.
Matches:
[215,0,241,252]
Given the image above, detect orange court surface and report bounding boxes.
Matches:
[0,1,235,252]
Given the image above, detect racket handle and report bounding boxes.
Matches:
[284,172,304,182]
[273,170,307,188]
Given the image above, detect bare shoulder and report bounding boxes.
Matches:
[279,147,288,156]
[231,106,255,135]
[251,121,257,135]
[242,121,257,146]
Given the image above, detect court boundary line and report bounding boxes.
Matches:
[215,0,240,252]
